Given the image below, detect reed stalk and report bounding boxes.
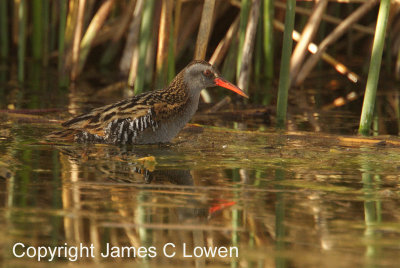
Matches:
[238,0,261,92]
[236,0,251,81]
[18,0,27,82]
[126,0,144,86]
[194,0,216,60]
[156,0,173,88]
[101,0,136,67]
[134,0,155,94]
[295,0,378,86]
[254,18,263,100]
[64,0,79,75]
[0,1,8,59]
[32,0,43,60]
[64,0,78,46]
[209,16,239,66]
[58,0,67,67]
[50,2,57,52]
[173,0,182,54]
[167,20,175,83]
[276,0,296,129]
[42,0,50,66]
[255,17,263,83]
[290,0,328,83]
[70,0,86,81]
[58,0,68,86]
[396,45,400,80]
[263,0,274,84]
[79,0,115,74]
[274,1,374,35]
[195,0,216,103]
[222,39,238,84]
[358,0,390,136]
[274,20,361,84]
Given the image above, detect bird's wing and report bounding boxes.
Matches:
[61,100,152,137]
[60,90,188,138]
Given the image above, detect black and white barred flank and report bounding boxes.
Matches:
[75,109,159,144]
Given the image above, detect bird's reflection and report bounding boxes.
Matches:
[57,143,233,223]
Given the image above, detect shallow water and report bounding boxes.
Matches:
[1,114,400,267]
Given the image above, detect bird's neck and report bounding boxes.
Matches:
[165,72,195,102]
[165,72,201,116]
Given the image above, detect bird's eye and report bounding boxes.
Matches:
[203,69,213,77]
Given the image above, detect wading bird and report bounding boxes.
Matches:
[50,60,248,144]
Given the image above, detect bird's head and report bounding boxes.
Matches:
[182,60,249,99]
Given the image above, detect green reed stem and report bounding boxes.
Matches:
[43,0,50,66]
[58,0,68,86]
[358,0,390,136]
[32,0,43,60]
[276,0,296,129]
[254,15,262,84]
[236,0,250,81]
[222,39,238,84]
[156,0,173,88]
[167,18,175,83]
[18,0,27,82]
[0,1,8,59]
[263,0,274,83]
[134,0,155,94]
[50,2,57,52]
[79,0,115,74]
[100,42,121,67]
